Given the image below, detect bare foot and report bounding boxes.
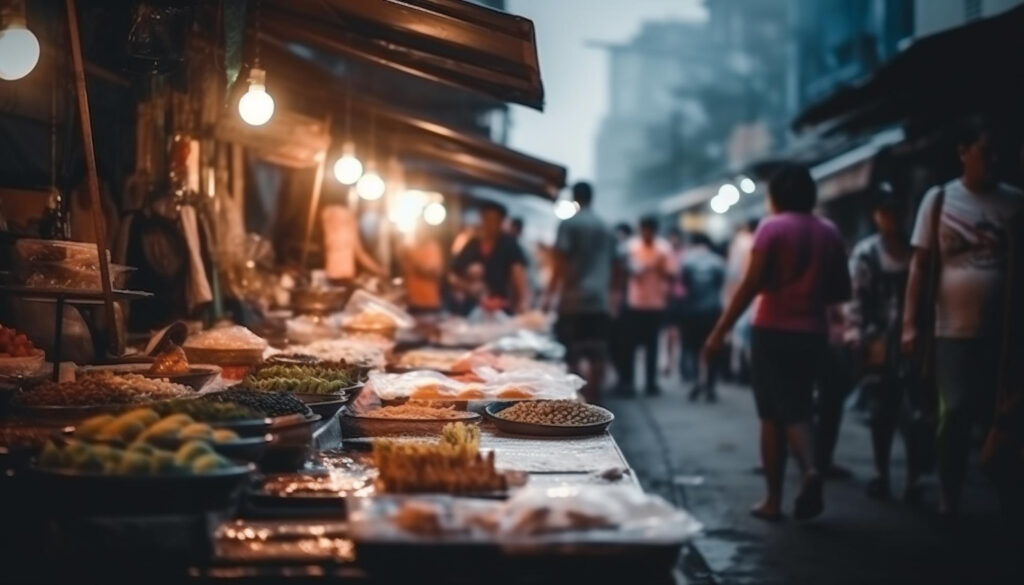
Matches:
[750,500,783,522]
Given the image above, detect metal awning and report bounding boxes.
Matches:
[244,39,566,199]
[262,0,545,110]
[792,5,1024,135]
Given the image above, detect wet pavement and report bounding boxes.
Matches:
[607,380,1024,585]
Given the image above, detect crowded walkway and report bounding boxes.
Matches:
[610,379,1023,585]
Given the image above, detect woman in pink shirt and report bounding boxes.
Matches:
[704,164,851,521]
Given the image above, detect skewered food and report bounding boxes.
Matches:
[492,400,611,426]
[15,372,191,407]
[372,423,507,494]
[149,346,190,375]
[197,389,311,417]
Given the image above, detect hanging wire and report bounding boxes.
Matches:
[253,0,262,68]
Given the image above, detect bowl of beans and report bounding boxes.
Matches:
[485,400,614,437]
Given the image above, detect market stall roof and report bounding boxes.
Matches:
[791,4,1024,135]
[233,38,566,199]
[262,0,545,110]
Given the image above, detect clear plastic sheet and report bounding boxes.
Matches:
[479,330,566,360]
[365,369,582,401]
[341,290,414,330]
[349,486,701,545]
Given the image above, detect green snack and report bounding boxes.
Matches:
[75,415,116,440]
[117,451,152,475]
[127,442,156,456]
[174,440,213,467]
[96,418,146,444]
[152,399,260,422]
[149,451,177,474]
[212,429,238,443]
[121,408,160,427]
[178,423,214,440]
[38,441,63,468]
[191,453,227,474]
[250,364,357,384]
[72,450,105,473]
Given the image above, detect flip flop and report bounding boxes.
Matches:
[794,475,824,520]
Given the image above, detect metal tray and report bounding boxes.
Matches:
[340,411,481,437]
[485,403,613,437]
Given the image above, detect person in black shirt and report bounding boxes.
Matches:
[450,201,530,314]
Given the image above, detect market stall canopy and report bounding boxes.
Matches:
[791,4,1024,136]
[242,39,566,199]
[262,0,545,110]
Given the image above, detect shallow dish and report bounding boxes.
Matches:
[294,396,348,422]
[341,411,481,437]
[485,403,613,437]
[143,434,270,462]
[79,363,221,391]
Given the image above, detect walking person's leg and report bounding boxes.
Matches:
[866,371,901,499]
[643,311,662,395]
[696,312,721,401]
[749,328,789,521]
[617,310,639,396]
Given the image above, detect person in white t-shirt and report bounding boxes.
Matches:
[902,123,1024,517]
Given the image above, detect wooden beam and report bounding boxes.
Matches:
[300,115,333,272]
[65,0,120,355]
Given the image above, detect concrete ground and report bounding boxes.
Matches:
[607,380,1024,585]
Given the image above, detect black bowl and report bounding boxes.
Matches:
[29,463,254,514]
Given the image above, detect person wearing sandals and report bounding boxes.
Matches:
[902,122,1024,518]
[846,184,922,501]
[703,164,851,521]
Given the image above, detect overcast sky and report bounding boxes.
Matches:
[507,0,708,186]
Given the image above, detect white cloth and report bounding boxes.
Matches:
[179,205,213,312]
[911,179,1023,338]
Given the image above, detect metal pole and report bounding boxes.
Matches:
[300,114,332,272]
[65,0,120,355]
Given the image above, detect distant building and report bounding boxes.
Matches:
[593,0,788,219]
[786,0,915,118]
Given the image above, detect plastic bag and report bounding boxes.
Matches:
[479,330,566,360]
[471,367,583,400]
[341,290,414,330]
[366,370,467,401]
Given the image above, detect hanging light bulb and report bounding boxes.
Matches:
[356,164,385,200]
[0,8,40,81]
[333,141,363,185]
[423,200,447,226]
[554,199,579,220]
[238,67,275,126]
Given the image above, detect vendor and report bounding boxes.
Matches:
[449,201,530,315]
[321,204,385,284]
[398,225,444,315]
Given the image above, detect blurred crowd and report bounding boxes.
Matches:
[391,119,1023,527]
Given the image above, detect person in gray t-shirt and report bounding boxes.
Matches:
[544,182,616,402]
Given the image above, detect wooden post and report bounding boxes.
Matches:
[300,114,332,272]
[65,0,120,355]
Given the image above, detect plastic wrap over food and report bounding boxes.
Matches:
[349,486,702,545]
[366,368,580,401]
[479,330,566,360]
[366,370,466,401]
[285,314,342,344]
[341,290,414,330]
[436,313,517,347]
[277,338,388,369]
[184,325,267,350]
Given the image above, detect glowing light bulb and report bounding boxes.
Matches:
[238,68,275,126]
[710,194,731,214]
[423,201,446,226]
[333,154,363,185]
[0,21,40,81]
[554,199,578,220]
[356,169,385,200]
[718,183,740,206]
[739,177,756,194]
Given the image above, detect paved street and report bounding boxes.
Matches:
[607,381,1024,585]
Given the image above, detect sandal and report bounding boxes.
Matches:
[794,474,824,520]
[749,504,784,523]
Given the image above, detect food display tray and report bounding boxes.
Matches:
[28,463,255,514]
[79,363,222,391]
[484,403,614,437]
[340,411,482,437]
